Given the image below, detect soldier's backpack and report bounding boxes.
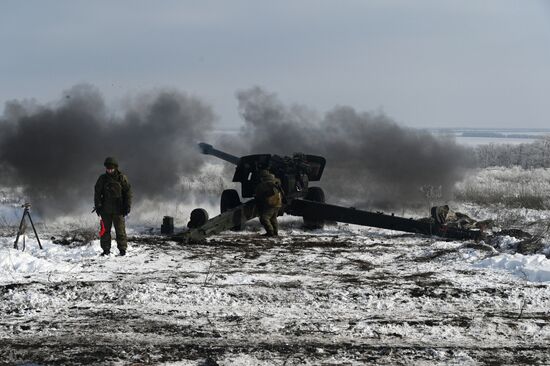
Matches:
[265,185,282,207]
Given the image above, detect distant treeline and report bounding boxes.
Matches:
[462,131,543,139]
[475,137,550,168]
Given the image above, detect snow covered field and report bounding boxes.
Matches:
[1,218,549,365]
[1,166,550,365]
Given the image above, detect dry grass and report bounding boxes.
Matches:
[454,166,550,209]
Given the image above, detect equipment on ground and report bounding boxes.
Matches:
[175,143,484,243]
[14,203,43,251]
[161,216,174,235]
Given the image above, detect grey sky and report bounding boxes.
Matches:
[1,0,550,128]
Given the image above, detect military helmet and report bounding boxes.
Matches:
[104,156,118,168]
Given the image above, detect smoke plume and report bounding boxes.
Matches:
[222,86,474,209]
[0,84,215,216]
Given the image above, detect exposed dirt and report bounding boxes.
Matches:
[1,229,549,365]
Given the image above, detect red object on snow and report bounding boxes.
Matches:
[99,219,106,237]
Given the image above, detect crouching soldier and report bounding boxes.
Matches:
[94,157,132,256]
[255,170,283,237]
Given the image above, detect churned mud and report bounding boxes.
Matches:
[1,225,549,365]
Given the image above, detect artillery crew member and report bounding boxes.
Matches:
[94,157,132,256]
[255,169,283,237]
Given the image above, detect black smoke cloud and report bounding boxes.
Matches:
[222,87,474,209]
[0,84,214,216]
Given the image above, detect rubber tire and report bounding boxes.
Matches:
[187,208,209,229]
[220,189,242,231]
[303,187,325,230]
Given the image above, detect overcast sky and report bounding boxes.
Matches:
[1,0,550,128]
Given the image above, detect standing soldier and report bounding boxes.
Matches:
[94,157,132,256]
[254,169,283,237]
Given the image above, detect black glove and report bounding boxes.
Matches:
[94,206,102,217]
[123,207,131,216]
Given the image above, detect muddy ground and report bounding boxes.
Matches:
[1,226,549,365]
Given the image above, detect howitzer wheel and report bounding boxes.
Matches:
[303,187,325,230]
[221,189,242,230]
[187,208,209,228]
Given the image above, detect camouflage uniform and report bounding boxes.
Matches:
[94,157,132,255]
[255,170,283,236]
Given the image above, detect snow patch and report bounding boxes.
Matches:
[476,253,550,282]
[0,236,100,283]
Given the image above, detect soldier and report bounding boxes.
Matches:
[254,169,283,237]
[94,157,132,256]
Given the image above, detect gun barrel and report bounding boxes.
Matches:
[198,142,240,165]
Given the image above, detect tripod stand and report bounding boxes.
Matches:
[14,203,43,250]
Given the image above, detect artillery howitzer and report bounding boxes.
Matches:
[176,143,483,243]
